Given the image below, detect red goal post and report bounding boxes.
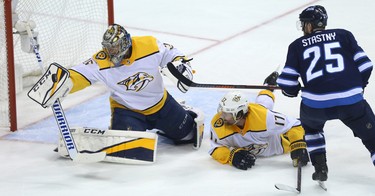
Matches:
[1,0,114,131]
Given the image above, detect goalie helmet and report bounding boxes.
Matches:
[217,91,249,124]
[299,5,328,30]
[102,24,132,66]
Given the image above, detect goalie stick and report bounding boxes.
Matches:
[275,161,302,193]
[166,62,281,90]
[25,23,105,163]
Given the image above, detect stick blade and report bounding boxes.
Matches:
[275,184,300,193]
[72,152,106,163]
[318,181,328,191]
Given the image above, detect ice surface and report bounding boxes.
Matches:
[1,0,375,195]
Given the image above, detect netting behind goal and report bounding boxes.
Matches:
[0,0,113,131]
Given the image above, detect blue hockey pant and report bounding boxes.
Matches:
[300,100,375,165]
[110,92,195,142]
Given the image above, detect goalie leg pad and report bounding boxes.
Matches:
[57,127,158,164]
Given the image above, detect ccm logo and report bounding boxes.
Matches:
[32,70,52,92]
[84,128,106,135]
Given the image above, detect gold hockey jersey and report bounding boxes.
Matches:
[68,36,187,115]
[209,90,305,164]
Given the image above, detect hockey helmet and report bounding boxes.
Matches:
[102,24,132,66]
[299,5,328,29]
[217,91,249,123]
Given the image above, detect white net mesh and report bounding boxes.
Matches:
[13,0,109,87]
[0,0,110,131]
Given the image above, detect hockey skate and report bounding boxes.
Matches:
[174,102,205,150]
[187,109,205,150]
[312,154,328,181]
[313,164,328,181]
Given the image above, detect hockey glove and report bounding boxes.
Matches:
[281,82,301,98]
[263,71,279,86]
[290,140,309,167]
[229,148,256,170]
[27,63,72,108]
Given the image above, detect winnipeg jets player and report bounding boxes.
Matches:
[277,5,375,183]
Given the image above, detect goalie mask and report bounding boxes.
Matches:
[102,24,132,67]
[217,91,249,125]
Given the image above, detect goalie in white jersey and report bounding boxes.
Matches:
[209,73,309,170]
[30,24,204,154]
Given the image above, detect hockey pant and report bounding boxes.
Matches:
[301,100,375,165]
[111,92,195,142]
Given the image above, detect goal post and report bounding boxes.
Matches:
[0,0,114,132]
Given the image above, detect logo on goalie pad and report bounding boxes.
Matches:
[83,128,106,135]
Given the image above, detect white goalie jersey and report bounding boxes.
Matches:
[68,36,187,114]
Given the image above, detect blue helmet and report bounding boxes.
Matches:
[299,5,328,29]
[102,24,132,66]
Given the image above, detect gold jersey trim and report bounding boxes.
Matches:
[68,69,92,93]
[110,90,168,115]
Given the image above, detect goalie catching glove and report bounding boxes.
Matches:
[161,58,194,93]
[27,63,72,108]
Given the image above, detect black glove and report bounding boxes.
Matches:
[281,82,301,97]
[282,90,298,98]
[229,149,256,170]
[263,71,279,86]
[290,140,309,167]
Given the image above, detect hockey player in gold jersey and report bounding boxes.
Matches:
[209,72,309,170]
[29,24,204,160]
[71,24,204,149]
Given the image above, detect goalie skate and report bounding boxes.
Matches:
[179,101,205,150]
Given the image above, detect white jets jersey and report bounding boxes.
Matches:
[68,36,186,114]
[209,90,304,164]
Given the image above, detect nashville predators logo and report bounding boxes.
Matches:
[117,72,154,91]
[214,118,224,128]
[232,95,241,102]
[95,51,107,60]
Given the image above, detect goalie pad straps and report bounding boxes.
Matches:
[28,63,72,108]
[57,127,158,164]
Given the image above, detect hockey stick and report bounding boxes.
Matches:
[275,161,302,193]
[166,63,281,90]
[25,24,105,163]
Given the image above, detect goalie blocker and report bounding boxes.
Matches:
[27,63,73,108]
[57,127,158,164]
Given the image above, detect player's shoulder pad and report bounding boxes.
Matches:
[246,103,268,132]
[211,113,237,140]
[131,36,160,61]
[92,50,113,70]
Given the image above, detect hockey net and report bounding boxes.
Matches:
[0,0,114,131]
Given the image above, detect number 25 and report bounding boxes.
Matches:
[304,42,344,82]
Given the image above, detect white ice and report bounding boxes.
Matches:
[1,0,375,195]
